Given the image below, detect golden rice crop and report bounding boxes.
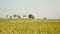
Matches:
[0,19,60,34]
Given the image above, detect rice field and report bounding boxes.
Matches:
[0,19,60,34]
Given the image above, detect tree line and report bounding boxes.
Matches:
[8,14,35,19]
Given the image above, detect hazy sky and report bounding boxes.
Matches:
[0,0,60,19]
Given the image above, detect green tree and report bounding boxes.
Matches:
[10,16,12,19]
[43,18,47,20]
[18,15,21,18]
[13,14,17,18]
[32,16,34,19]
[28,14,35,19]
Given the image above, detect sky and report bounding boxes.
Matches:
[0,0,60,19]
